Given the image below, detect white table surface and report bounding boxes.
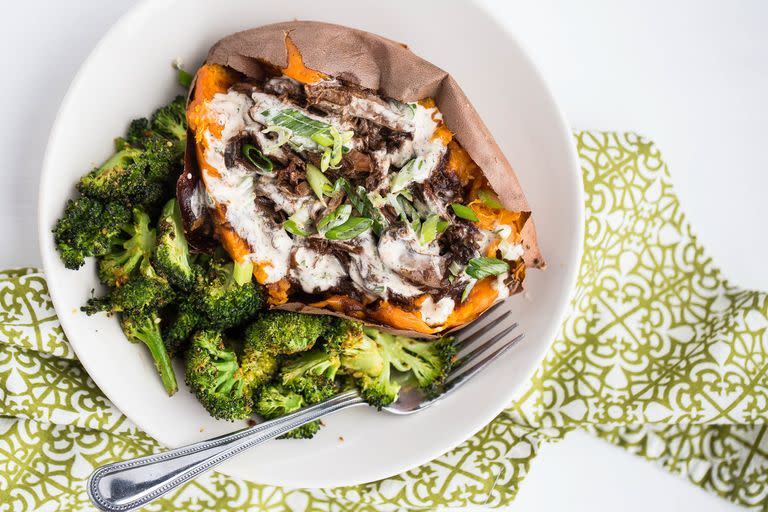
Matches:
[4,1,764,510]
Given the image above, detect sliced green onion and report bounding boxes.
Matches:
[320,148,332,172]
[261,125,292,151]
[283,207,312,237]
[478,188,503,209]
[465,257,509,280]
[311,131,334,147]
[306,164,332,205]
[419,214,449,245]
[270,109,331,137]
[233,260,254,285]
[390,158,420,194]
[451,203,479,222]
[330,128,344,166]
[242,144,273,172]
[283,219,310,237]
[317,204,352,234]
[325,217,373,240]
[461,280,476,303]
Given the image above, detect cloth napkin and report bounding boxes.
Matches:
[1,132,766,511]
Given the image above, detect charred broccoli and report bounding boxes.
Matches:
[239,350,279,391]
[77,139,165,207]
[97,208,155,287]
[368,329,456,399]
[184,331,253,420]
[356,347,401,409]
[244,312,327,355]
[83,267,174,315]
[162,299,200,357]
[193,259,264,329]
[337,325,385,379]
[120,310,177,395]
[153,198,195,290]
[323,317,364,352]
[151,95,187,142]
[53,196,132,269]
[279,349,340,404]
[255,385,320,439]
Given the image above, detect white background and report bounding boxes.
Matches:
[3,0,765,509]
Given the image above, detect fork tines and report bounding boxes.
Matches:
[446,301,523,387]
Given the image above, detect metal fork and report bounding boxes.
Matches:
[86,302,523,511]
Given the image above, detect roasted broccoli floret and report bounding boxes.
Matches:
[184,330,253,420]
[97,208,155,287]
[140,135,183,183]
[83,268,174,315]
[77,141,165,206]
[120,310,177,395]
[126,118,152,147]
[239,348,279,390]
[153,198,195,290]
[357,347,401,410]
[151,95,187,142]
[255,385,320,439]
[369,329,456,398]
[193,260,264,330]
[162,299,200,357]
[279,349,340,404]
[53,196,132,269]
[338,327,385,379]
[323,317,364,352]
[244,312,327,356]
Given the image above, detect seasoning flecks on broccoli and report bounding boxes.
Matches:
[97,208,156,287]
[184,331,254,421]
[244,311,327,356]
[53,196,132,270]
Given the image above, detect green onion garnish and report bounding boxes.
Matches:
[325,217,374,240]
[465,257,509,280]
[311,131,334,147]
[283,219,310,237]
[270,109,331,137]
[317,204,352,234]
[306,164,332,205]
[261,125,292,151]
[451,203,479,222]
[461,280,476,302]
[478,188,503,209]
[242,144,273,172]
[419,214,449,245]
[320,148,332,173]
[390,158,420,194]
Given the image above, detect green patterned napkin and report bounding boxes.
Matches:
[1,132,766,511]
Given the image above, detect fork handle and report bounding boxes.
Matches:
[87,390,365,512]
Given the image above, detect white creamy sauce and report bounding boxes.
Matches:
[348,233,423,299]
[420,296,455,326]
[348,95,415,132]
[378,227,444,283]
[201,92,293,284]
[492,272,511,300]
[291,245,345,293]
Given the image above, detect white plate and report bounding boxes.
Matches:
[38,0,582,488]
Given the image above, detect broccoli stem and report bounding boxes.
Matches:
[233,259,254,286]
